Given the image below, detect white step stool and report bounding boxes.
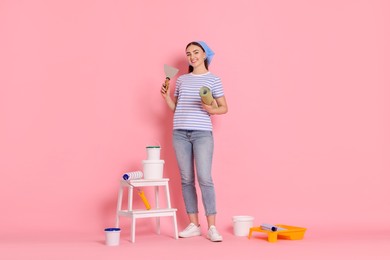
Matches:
[115,178,178,243]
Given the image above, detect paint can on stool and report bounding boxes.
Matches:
[146,146,161,160]
[142,160,164,179]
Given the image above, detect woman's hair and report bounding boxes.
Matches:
[186,42,209,73]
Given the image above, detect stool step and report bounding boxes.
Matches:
[118,208,177,218]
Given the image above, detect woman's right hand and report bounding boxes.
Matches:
[161,79,170,99]
[161,79,177,111]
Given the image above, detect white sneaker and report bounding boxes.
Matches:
[179,223,201,238]
[207,225,223,242]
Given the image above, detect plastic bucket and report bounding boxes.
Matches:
[146,146,161,160]
[142,160,164,179]
[232,216,254,236]
[104,228,121,246]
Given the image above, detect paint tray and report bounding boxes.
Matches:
[248,224,307,242]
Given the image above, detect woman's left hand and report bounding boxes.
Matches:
[202,97,228,115]
[202,99,219,114]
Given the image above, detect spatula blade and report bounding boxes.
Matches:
[164,64,179,79]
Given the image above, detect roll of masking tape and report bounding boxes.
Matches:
[199,86,214,105]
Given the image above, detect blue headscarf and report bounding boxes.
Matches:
[196,41,215,65]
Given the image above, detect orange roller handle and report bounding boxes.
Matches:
[138,190,151,210]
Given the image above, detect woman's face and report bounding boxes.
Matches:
[186,44,206,68]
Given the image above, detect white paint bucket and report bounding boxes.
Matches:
[142,160,164,179]
[104,228,121,246]
[146,146,161,160]
[232,216,254,236]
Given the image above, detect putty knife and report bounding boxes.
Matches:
[163,64,179,90]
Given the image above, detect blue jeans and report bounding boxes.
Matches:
[173,129,216,216]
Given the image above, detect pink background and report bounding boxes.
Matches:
[1,0,389,259]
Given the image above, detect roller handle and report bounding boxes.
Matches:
[138,190,151,210]
[122,175,151,210]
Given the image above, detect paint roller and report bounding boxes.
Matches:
[163,64,179,91]
[199,86,218,108]
[123,173,151,210]
[260,223,286,232]
[123,171,143,180]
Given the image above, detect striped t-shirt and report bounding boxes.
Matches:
[173,72,224,131]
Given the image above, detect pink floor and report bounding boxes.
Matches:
[2,226,389,260]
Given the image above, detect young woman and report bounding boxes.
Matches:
[161,41,228,242]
